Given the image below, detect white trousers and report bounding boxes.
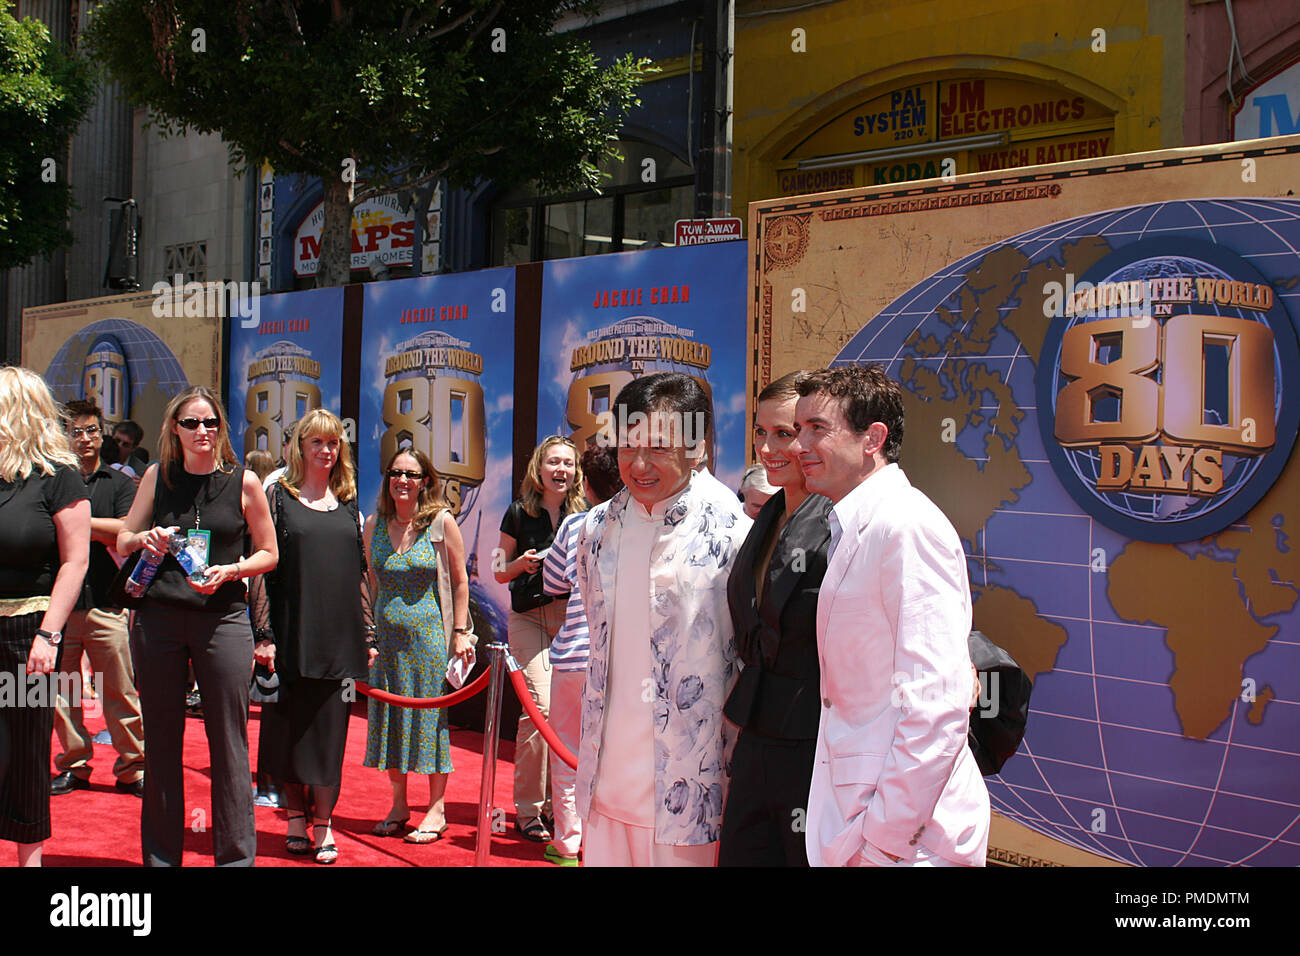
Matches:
[548,668,585,857]
[583,810,717,867]
[849,840,959,868]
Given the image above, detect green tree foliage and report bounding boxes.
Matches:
[0,10,93,270]
[85,1,650,285]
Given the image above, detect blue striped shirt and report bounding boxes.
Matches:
[541,511,590,671]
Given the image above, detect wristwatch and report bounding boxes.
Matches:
[36,628,63,646]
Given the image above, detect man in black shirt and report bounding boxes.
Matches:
[50,400,146,797]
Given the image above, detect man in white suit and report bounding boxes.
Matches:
[792,365,989,867]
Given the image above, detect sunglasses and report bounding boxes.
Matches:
[177,417,221,431]
[387,469,424,480]
[70,425,101,439]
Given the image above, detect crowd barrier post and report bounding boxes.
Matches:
[474,641,512,867]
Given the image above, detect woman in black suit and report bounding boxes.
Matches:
[719,370,832,867]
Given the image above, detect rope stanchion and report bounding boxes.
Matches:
[354,667,490,709]
[475,642,509,867]
[507,666,578,770]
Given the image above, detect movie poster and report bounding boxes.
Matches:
[359,268,516,645]
[749,135,1300,867]
[21,288,224,458]
[227,286,345,461]
[537,242,749,492]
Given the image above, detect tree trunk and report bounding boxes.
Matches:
[316,175,354,288]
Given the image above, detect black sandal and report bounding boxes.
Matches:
[312,818,338,864]
[517,819,551,843]
[372,817,409,837]
[286,813,311,855]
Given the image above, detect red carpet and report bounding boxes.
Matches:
[43,700,556,867]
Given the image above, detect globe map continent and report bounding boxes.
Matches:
[833,199,1300,866]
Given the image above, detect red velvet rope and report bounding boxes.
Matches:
[508,667,579,770]
[354,668,491,709]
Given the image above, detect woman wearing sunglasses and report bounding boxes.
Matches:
[117,386,278,866]
[364,447,474,843]
[494,436,585,844]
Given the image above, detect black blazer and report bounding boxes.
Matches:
[724,489,832,740]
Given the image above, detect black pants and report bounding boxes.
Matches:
[133,604,256,866]
[0,612,57,845]
[718,729,816,867]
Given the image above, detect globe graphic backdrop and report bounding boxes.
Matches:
[44,318,189,409]
[833,198,1300,866]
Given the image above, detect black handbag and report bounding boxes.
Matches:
[509,570,553,613]
[967,629,1033,776]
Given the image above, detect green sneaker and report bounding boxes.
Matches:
[544,844,579,867]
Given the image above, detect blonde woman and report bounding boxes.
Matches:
[364,447,473,843]
[0,367,91,867]
[494,436,584,843]
[249,409,373,863]
[117,385,277,867]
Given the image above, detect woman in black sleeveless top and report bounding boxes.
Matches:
[249,409,372,864]
[117,386,278,867]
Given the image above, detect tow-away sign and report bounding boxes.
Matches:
[674,218,743,246]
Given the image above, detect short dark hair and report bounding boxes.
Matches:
[113,420,143,444]
[613,372,712,449]
[580,445,623,504]
[65,399,103,431]
[796,364,905,463]
[100,433,121,465]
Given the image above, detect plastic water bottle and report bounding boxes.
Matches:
[124,548,165,599]
[168,532,209,583]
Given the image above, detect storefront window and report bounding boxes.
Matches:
[490,140,695,264]
[544,196,615,259]
[491,205,535,266]
[624,186,693,249]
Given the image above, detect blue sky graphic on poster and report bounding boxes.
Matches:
[538,243,749,492]
[359,270,516,640]
[228,287,344,458]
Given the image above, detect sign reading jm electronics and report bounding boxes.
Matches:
[778,77,1114,195]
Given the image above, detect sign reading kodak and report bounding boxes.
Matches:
[1038,236,1300,543]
